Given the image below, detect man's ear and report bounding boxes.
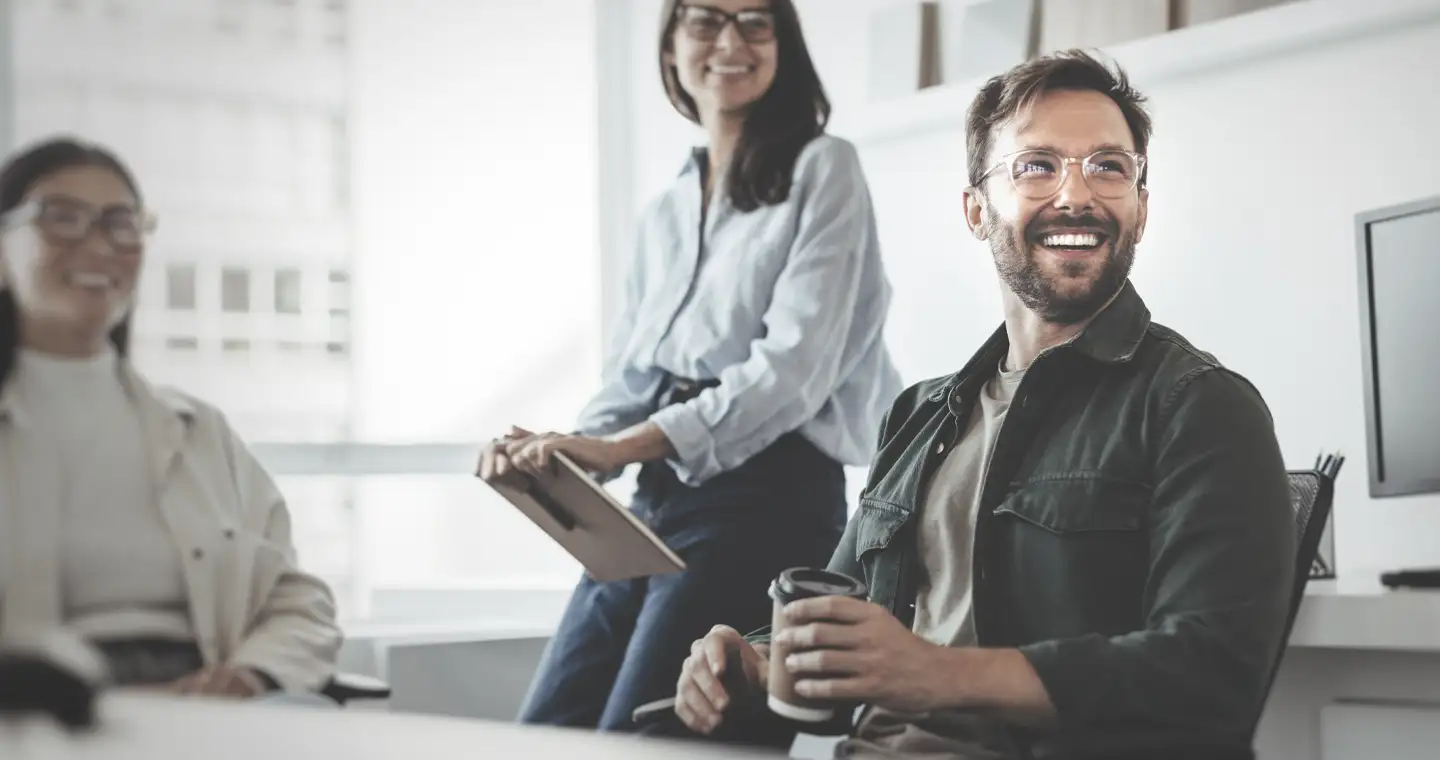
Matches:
[1135,186,1150,244]
[963,187,988,241]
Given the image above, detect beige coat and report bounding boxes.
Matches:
[0,363,341,692]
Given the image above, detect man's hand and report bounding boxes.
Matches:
[674,625,770,735]
[168,666,269,699]
[776,595,951,714]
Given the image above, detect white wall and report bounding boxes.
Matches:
[349,0,601,443]
[341,0,604,591]
[601,1,1440,575]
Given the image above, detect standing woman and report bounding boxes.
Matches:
[478,0,901,731]
[0,137,340,696]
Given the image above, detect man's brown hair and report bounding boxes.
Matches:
[965,49,1153,189]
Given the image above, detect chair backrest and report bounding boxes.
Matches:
[1253,470,1335,732]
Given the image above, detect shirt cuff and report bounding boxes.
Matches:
[649,403,720,485]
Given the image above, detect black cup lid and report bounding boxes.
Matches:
[770,567,867,604]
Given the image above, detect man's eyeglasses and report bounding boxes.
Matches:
[675,4,776,44]
[0,196,157,252]
[975,149,1147,200]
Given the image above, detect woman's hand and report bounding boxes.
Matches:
[168,665,269,699]
[476,426,537,487]
[507,433,628,477]
[477,421,675,484]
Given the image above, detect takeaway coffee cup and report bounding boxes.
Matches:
[766,567,868,722]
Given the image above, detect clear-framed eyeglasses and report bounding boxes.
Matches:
[975,149,1147,200]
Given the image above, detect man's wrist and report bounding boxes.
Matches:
[930,646,1059,725]
[929,644,983,711]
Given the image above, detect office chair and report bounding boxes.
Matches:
[1255,471,1335,724]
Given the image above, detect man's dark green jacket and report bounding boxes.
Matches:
[825,281,1295,756]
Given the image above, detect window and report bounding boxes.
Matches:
[221,268,251,313]
[166,263,197,311]
[12,1,602,628]
[327,269,349,316]
[275,268,303,314]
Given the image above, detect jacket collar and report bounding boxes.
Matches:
[942,280,1152,401]
[1065,279,1151,365]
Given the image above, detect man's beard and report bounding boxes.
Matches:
[986,207,1137,325]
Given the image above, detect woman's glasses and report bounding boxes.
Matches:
[675,4,776,44]
[0,196,156,252]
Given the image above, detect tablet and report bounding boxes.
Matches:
[485,453,686,582]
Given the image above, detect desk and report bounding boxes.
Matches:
[5,693,783,760]
[1258,575,1440,759]
[1290,575,1440,653]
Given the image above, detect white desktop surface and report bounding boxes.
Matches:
[1292,573,1440,652]
[5,693,782,760]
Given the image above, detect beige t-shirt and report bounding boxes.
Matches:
[837,363,1025,759]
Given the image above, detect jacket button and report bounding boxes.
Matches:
[936,442,946,454]
[192,548,204,560]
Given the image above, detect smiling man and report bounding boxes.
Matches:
[670,51,1296,758]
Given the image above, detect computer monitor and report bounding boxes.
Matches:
[1356,195,1440,497]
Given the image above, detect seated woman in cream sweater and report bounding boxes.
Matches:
[0,137,340,697]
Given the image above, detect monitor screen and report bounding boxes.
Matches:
[1357,197,1440,497]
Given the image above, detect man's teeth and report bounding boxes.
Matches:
[69,272,114,288]
[1041,233,1101,248]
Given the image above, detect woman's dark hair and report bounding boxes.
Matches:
[658,0,830,212]
[0,137,143,391]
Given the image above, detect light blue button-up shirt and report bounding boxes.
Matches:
[577,134,902,486]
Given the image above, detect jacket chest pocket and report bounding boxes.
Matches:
[991,477,1150,604]
[852,499,909,602]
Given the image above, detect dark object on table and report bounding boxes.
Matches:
[322,671,393,704]
[1380,567,1440,590]
[0,631,108,730]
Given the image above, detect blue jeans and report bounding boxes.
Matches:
[517,433,847,731]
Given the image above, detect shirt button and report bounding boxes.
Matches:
[192,548,204,560]
[223,529,235,539]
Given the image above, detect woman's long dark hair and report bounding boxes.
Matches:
[0,137,143,392]
[658,0,831,212]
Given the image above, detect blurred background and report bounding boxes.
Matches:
[2,0,606,623]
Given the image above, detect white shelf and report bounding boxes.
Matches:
[847,0,1440,146]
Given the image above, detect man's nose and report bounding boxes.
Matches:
[1052,161,1097,213]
